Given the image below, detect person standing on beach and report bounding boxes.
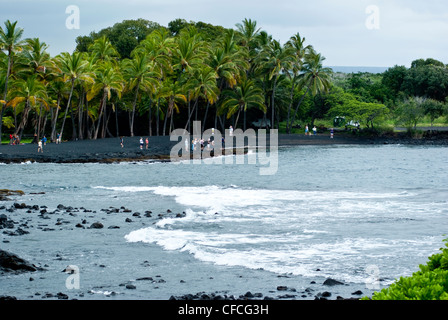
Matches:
[229,126,233,136]
[139,137,144,150]
[145,137,149,149]
[313,126,317,135]
[37,140,43,153]
[330,128,334,139]
[42,135,47,145]
[56,133,60,144]
[120,136,124,148]
[305,125,309,136]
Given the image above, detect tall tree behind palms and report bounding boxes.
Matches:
[0,20,25,144]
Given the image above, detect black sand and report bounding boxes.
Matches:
[0,132,447,164]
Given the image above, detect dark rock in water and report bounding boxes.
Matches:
[0,295,17,300]
[57,292,69,299]
[352,290,363,295]
[89,222,104,229]
[125,284,136,289]
[323,278,344,286]
[0,249,43,273]
[125,218,132,223]
[13,203,27,209]
[108,225,120,229]
[276,286,288,291]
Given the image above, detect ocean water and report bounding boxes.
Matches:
[1,144,447,299]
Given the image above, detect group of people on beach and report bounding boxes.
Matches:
[304,125,334,138]
[139,137,149,150]
[187,137,215,152]
[304,125,318,136]
[8,134,20,145]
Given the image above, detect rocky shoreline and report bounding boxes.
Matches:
[0,189,370,301]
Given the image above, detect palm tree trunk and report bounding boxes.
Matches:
[70,98,77,140]
[78,93,84,140]
[60,79,75,141]
[202,100,210,133]
[286,80,296,134]
[0,53,12,144]
[271,77,277,130]
[86,98,91,139]
[148,98,152,136]
[162,103,169,136]
[51,95,61,142]
[94,91,107,140]
[289,84,311,132]
[184,98,198,131]
[37,102,43,142]
[130,81,140,137]
[156,98,160,136]
[15,101,31,140]
[234,108,241,129]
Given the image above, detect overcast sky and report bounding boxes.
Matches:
[1,0,447,67]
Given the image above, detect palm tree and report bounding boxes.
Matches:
[285,33,312,133]
[257,39,295,130]
[0,20,25,143]
[221,77,266,130]
[7,75,48,139]
[88,36,119,63]
[122,51,159,136]
[136,29,174,135]
[184,65,219,132]
[289,50,332,129]
[172,28,206,78]
[158,79,187,135]
[87,61,123,139]
[56,51,92,140]
[21,38,59,140]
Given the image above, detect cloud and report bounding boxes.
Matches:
[0,0,447,67]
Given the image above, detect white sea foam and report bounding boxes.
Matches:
[118,184,436,283]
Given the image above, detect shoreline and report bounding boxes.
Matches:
[1,132,447,164]
[0,190,376,301]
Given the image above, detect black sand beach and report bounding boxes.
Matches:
[1,131,447,164]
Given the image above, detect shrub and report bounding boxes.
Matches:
[364,238,448,300]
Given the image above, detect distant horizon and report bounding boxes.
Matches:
[327,66,390,74]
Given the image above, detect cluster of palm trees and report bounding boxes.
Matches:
[0,18,332,144]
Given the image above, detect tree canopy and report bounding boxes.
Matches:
[1,18,447,144]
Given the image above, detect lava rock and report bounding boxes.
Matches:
[323,278,344,286]
[89,222,104,229]
[0,249,43,273]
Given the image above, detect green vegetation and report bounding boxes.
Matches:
[364,238,448,300]
[1,18,448,144]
